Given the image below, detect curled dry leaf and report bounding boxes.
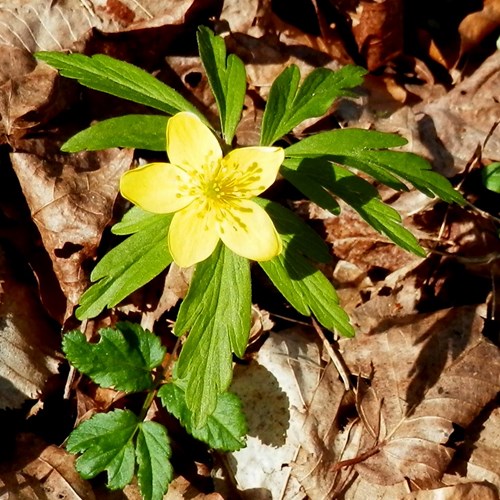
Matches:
[0,46,66,143]
[0,434,94,500]
[0,245,59,409]
[459,0,500,56]
[10,144,134,310]
[351,0,404,70]
[340,304,500,487]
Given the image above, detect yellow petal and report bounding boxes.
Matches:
[168,202,220,267]
[120,162,194,214]
[166,112,222,172]
[223,146,284,197]
[218,199,282,261]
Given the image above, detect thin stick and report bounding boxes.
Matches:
[311,318,352,391]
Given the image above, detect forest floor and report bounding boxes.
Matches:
[0,0,499,498]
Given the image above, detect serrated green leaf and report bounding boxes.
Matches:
[63,322,165,392]
[35,52,205,121]
[197,26,246,144]
[136,421,173,500]
[254,198,331,263]
[285,129,465,204]
[483,162,500,193]
[173,244,251,427]
[62,115,168,152]
[76,212,172,319]
[67,409,138,490]
[111,206,161,235]
[260,64,366,146]
[283,158,426,256]
[159,382,247,451]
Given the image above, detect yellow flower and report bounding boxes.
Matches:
[120,112,284,268]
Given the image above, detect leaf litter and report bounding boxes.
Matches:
[0,0,499,498]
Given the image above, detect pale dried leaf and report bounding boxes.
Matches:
[403,482,499,499]
[224,328,322,499]
[0,0,196,52]
[10,144,133,308]
[290,363,347,499]
[340,305,500,486]
[446,407,500,491]
[0,245,59,409]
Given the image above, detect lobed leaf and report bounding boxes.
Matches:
[67,409,138,490]
[174,244,251,427]
[136,421,173,500]
[35,52,205,121]
[76,211,172,319]
[282,158,426,256]
[158,381,247,451]
[257,199,354,337]
[197,26,246,144]
[260,64,366,146]
[63,322,165,392]
[285,129,465,204]
[62,115,168,152]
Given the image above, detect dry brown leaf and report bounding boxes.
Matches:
[0,434,94,499]
[445,406,500,492]
[459,0,500,56]
[351,0,404,70]
[404,482,499,499]
[0,46,69,143]
[290,362,348,499]
[0,244,59,409]
[10,143,133,311]
[0,0,197,52]
[340,305,500,487]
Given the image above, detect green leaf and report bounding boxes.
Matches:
[255,200,354,337]
[283,158,426,256]
[483,162,500,193]
[174,244,251,427]
[136,421,173,500]
[35,52,205,121]
[260,250,354,338]
[76,212,172,319]
[285,129,465,204]
[260,64,366,146]
[63,322,165,392]
[67,409,138,490]
[158,381,247,451]
[197,26,246,144]
[254,198,332,263]
[62,115,168,152]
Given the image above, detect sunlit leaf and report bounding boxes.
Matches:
[482,162,500,193]
[159,381,247,451]
[136,422,173,500]
[197,26,246,144]
[261,64,366,146]
[35,52,205,121]
[63,322,165,392]
[285,129,465,204]
[62,115,168,152]
[282,158,426,256]
[76,211,172,320]
[174,244,251,427]
[67,409,138,490]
